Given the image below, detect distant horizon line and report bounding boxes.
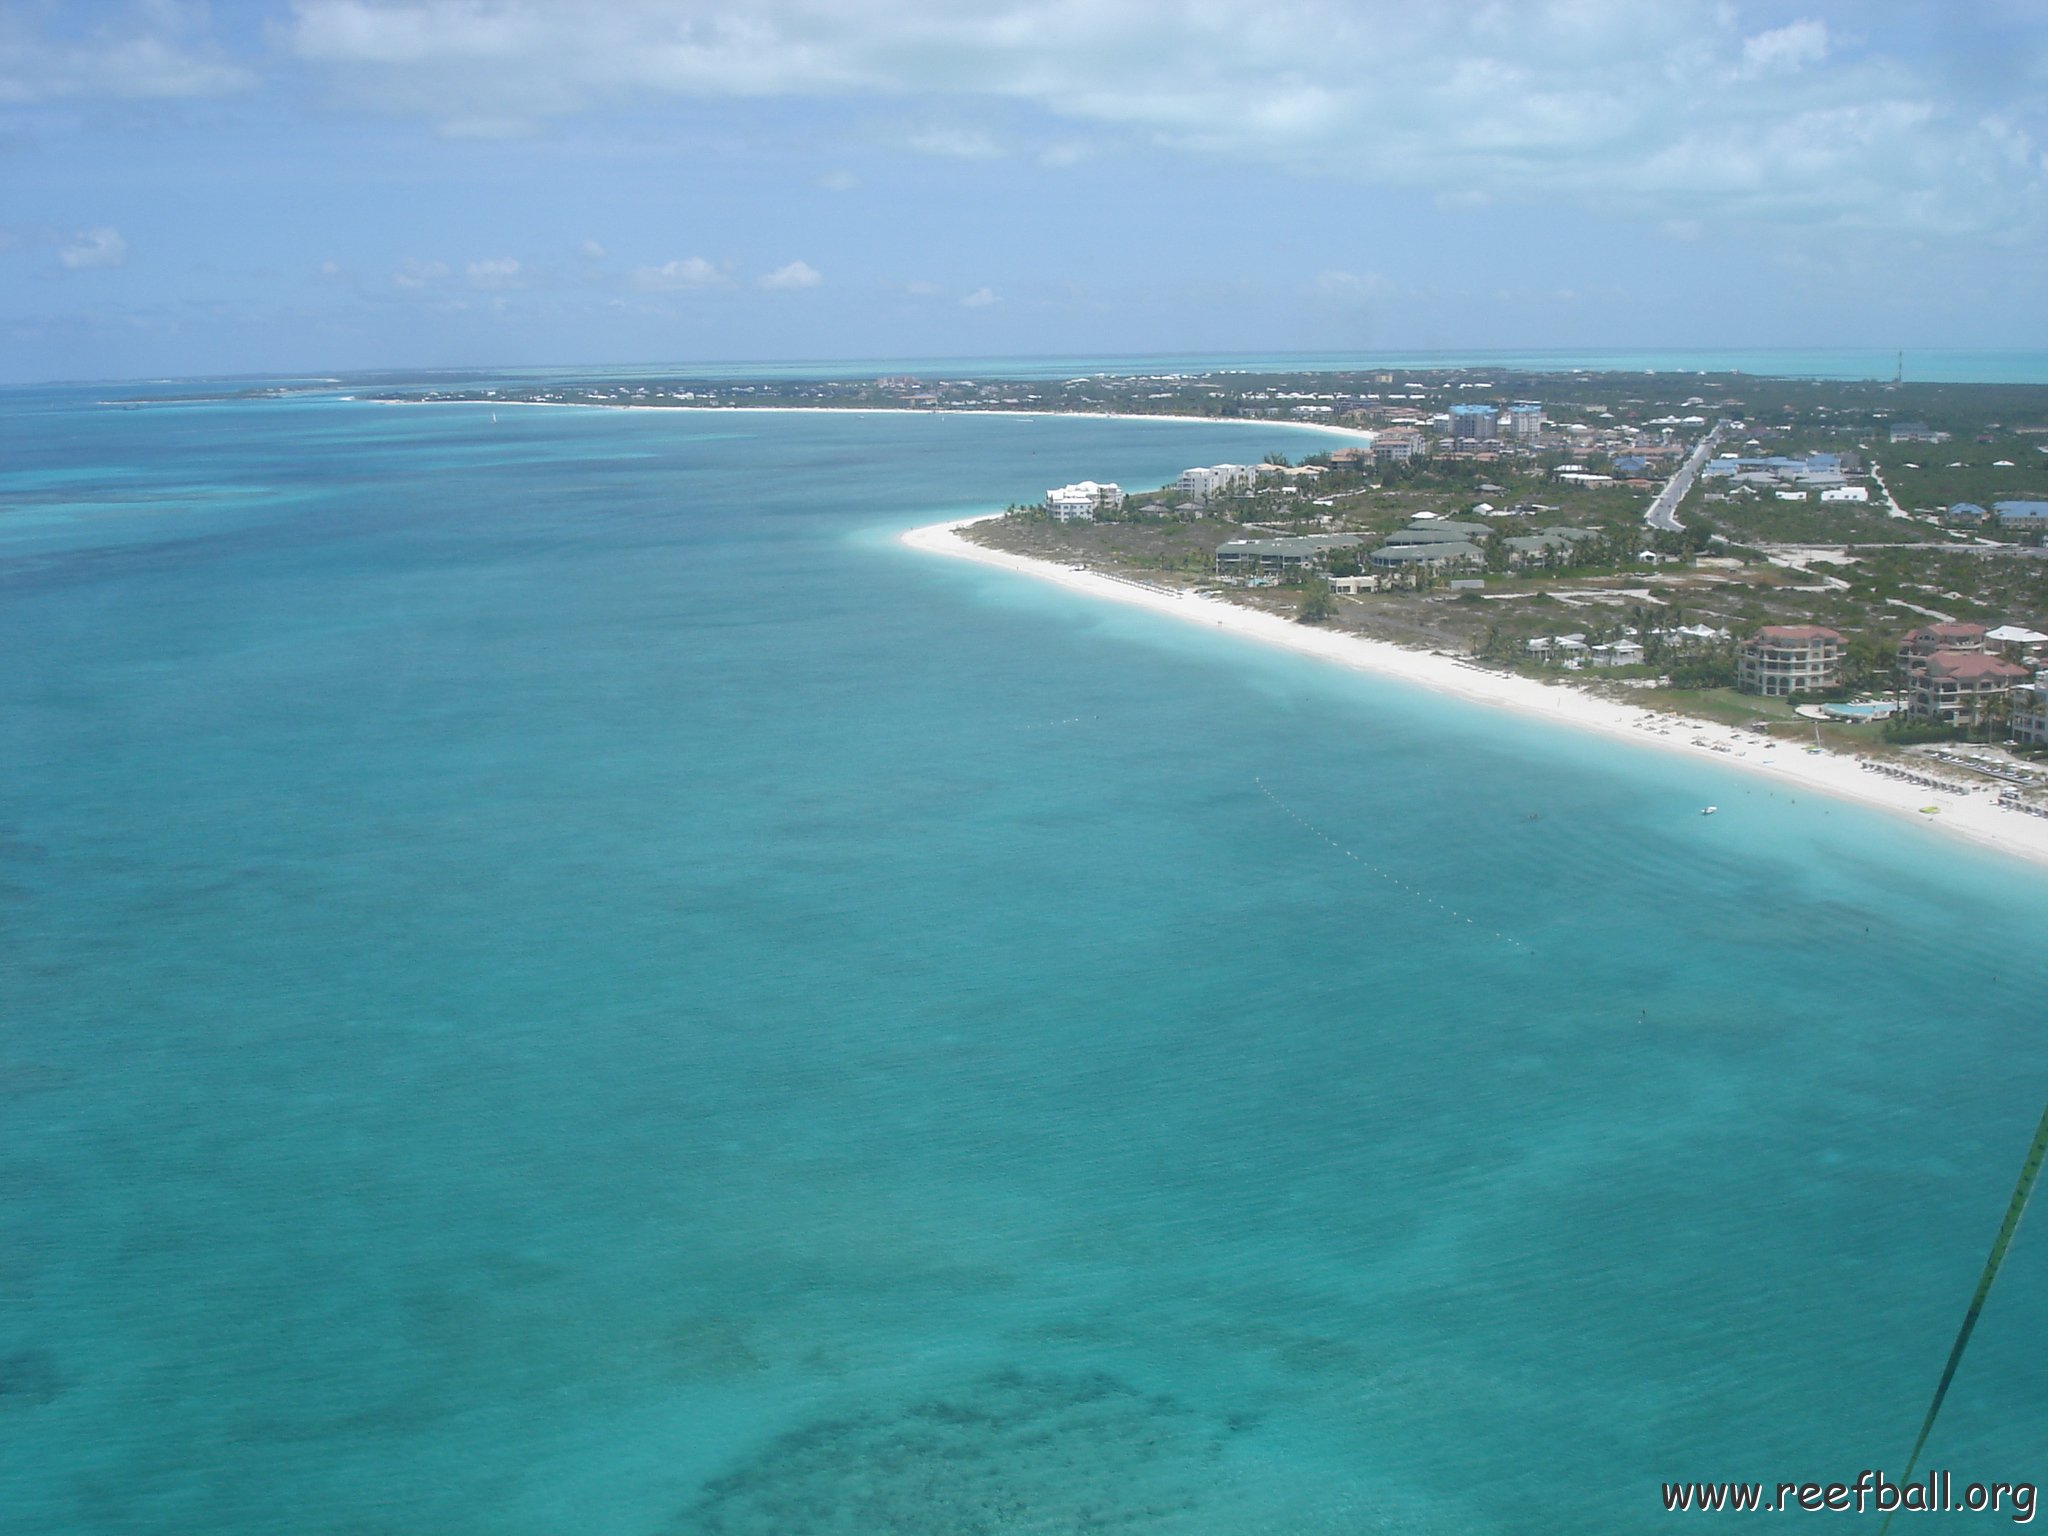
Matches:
[13,344,2048,393]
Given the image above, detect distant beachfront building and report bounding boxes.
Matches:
[1370,428,1423,464]
[1449,404,1496,442]
[1993,500,2048,524]
[1044,481,1124,521]
[1175,464,1258,503]
[1888,421,1951,444]
[1506,402,1544,441]
[1820,485,1869,502]
[1737,626,1843,696]
[1907,650,2031,727]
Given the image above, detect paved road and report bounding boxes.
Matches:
[1645,421,1727,533]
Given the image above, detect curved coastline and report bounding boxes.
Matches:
[356,395,1379,442]
[904,512,2048,872]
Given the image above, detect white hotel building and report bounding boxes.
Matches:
[1174,464,1259,503]
[1044,481,1125,521]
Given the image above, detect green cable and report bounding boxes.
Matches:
[1878,1096,2048,1536]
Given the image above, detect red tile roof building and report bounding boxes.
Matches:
[1737,626,1844,696]
[1899,622,1988,667]
[1907,649,2031,726]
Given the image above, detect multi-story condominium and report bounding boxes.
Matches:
[1506,402,1544,440]
[1369,428,1423,463]
[1174,464,1258,502]
[1907,650,2031,727]
[2010,682,2048,746]
[1448,403,1496,441]
[1043,481,1124,521]
[1737,626,1843,696]
[1898,622,1988,668]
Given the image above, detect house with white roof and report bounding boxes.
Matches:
[1044,481,1125,521]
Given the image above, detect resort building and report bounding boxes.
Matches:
[1044,481,1124,521]
[1907,650,2031,727]
[1899,623,1988,668]
[1175,464,1259,503]
[1369,427,1424,464]
[1986,624,2048,659]
[1380,522,1490,547]
[1506,402,1544,440]
[1449,404,1496,441]
[1213,534,1364,579]
[1737,626,1844,696]
[2010,682,2048,747]
[1368,541,1482,572]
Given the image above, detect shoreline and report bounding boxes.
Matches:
[903,512,2048,872]
[354,396,1379,443]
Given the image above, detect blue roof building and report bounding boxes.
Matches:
[1993,501,2048,521]
[1449,403,1497,440]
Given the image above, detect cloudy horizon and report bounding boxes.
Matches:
[3,0,2044,382]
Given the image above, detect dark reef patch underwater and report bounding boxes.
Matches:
[675,1370,1237,1534]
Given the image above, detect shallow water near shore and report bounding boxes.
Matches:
[4,391,2047,1533]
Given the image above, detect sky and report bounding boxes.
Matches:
[2,0,2045,383]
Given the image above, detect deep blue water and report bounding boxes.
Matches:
[3,395,2046,1533]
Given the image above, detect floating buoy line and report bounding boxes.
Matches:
[1255,777,1527,953]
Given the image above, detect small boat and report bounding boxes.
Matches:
[1701,806,1718,816]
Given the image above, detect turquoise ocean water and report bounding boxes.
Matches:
[4,390,2047,1532]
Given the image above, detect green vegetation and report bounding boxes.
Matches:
[1296,578,1335,625]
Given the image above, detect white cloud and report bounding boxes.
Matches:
[0,4,253,104]
[1740,19,1830,77]
[816,169,858,191]
[1037,141,1092,168]
[758,259,821,290]
[277,0,2047,238]
[391,257,449,289]
[904,280,941,296]
[316,258,348,281]
[960,287,996,308]
[630,256,725,291]
[60,227,127,269]
[465,256,521,288]
[578,238,607,260]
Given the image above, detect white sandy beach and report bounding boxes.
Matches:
[904,513,2048,872]
[362,396,1381,443]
